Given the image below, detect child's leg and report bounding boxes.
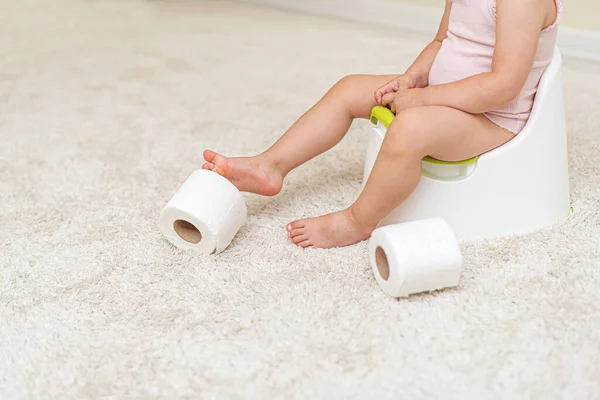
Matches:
[287,105,515,248]
[203,74,396,196]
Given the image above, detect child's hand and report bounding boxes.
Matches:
[374,75,415,105]
[381,88,425,114]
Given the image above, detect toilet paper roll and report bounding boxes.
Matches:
[369,218,462,298]
[159,169,247,254]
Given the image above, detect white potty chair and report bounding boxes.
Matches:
[363,47,570,241]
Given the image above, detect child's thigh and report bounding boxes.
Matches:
[332,74,397,119]
[392,106,515,161]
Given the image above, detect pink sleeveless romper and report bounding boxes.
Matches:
[428,0,562,134]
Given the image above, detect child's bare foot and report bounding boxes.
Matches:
[202,150,284,196]
[286,209,375,249]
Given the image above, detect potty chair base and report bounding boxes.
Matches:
[363,47,570,241]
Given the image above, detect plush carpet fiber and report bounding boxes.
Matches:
[1,0,599,398]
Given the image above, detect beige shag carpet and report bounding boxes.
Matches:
[1,0,599,398]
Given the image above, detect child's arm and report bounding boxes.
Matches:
[384,0,549,114]
[375,0,452,104]
[404,0,453,87]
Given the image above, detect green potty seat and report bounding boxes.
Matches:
[369,106,479,166]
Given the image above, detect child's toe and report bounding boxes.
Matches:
[288,228,304,238]
[292,235,307,244]
[203,149,216,163]
[288,220,306,231]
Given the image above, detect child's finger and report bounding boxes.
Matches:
[381,86,396,101]
[381,93,395,106]
[383,84,398,95]
[375,89,383,104]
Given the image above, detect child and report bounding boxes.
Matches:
[203,0,562,249]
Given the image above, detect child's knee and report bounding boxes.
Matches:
[335,74,360,89]
[383,108,430,157]
[329,75,361,101]
[328,74,369,117]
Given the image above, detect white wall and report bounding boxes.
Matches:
[388,0,600,31]
[238,0,600,60]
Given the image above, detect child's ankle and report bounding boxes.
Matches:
[258,152,288,177]
[347,206,378,236]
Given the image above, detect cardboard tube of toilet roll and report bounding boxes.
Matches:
[159,170,247,254]
[369,218,462,297]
